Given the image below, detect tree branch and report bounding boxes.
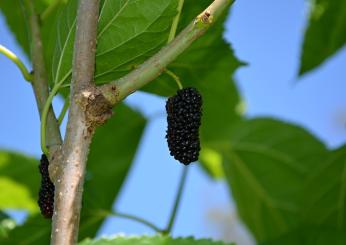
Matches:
[27,0,62,150]
[50,0,104,244]
[99,0,234,105]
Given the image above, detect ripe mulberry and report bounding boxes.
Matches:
[38,154,55,219]
[166,87,202,165]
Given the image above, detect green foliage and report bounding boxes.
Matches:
[0,151,40,212]
[0,215,51,245]
[0,104,146,244]
[52,0,178,85]
[261,227,346,245]
[79,236,235,245]
[221,118,328,241]
[220,118,346,243]
[0,0,31,56]
[0,212,15,239]
[301,145,346,229]
[299,0,346,75]
[0,0,63,71]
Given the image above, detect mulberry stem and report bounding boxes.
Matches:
[165,69,183,89]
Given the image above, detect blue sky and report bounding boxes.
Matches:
[0,0,345,243]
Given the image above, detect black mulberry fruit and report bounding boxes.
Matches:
[38,154,55,219]
[166,87,202,165]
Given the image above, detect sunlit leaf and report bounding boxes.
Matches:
[299,0,346,75]
[52,0,178,85]
[0,151,39,213]
[220,118,328,241]
[261,226,346,245]
[301,145,346,230]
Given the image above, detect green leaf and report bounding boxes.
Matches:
[41,1,67,82]
[0,215,51,245]
[52,0,178,85]
[79,236,235,245]
[0,0,62,56]
[301,145,346,230]
[0,104,146,244]
[0,151,40,212]
[143,0,245,179]
[0,0,31,56]
[220,118,328,242]
[0,212,16,239]
[0,0,66,79]
[299,0,346,75]
[261,226,346,245]
[199,147,224,179]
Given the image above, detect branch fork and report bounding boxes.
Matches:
[99,0,232,106]
[82,86,113,130]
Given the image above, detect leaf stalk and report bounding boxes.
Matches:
[40,80,65,155]
[41,0,66,21]
[0,44,33,82]
[58,99,70,125]
[167,0,185,43]
[166,69,183,90]
[164,166,189,234]
[97,210,163,233]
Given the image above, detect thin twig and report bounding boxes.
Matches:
[100,0,234,105]
[0,44,33,82]
[164,166,189,234]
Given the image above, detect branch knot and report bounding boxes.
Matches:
[80,86,113,131]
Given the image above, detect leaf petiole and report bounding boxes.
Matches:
[40,80,65,155]
[41,0,66,21]
[166,69,183,90]
[168,0,185,43]
[96,209,163,233]
[0,44,33,82]
[163,166,189,234]
[57,99,69,125]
